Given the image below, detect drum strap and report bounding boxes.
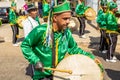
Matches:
[51,31,56,69]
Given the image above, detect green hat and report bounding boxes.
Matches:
[100,0,107,7]
[108,1,117,10]
[11,1,16,7]
[53,0,71,14]
[27,3,37,12]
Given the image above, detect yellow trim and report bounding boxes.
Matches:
[16,35,19,38]
[106,30,119,34]
[55,39,59,66]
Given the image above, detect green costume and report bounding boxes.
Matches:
[97,0,108,30]
[97,9,108,29]
[21,1,100,80]
[106,2,118,32]
[42,1,50,18]
[75,2,89,16]
[21,24,95,79]
[9,2,18,25]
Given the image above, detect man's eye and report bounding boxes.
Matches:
[63,18,70,20]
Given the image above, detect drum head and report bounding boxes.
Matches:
[84,8,96,20]
[53,54,103,80]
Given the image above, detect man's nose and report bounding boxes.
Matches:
[66,19,70,24]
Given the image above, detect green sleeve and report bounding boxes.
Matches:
[21,25,44,64]
[42,3,50,17]
[35,16,41,25]
[107,13,117,26]
[9,9,17,24]
[96,10,106,27]
[67,29,95,59]
[75,2,89,16]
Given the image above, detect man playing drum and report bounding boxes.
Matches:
[21,0,103,80]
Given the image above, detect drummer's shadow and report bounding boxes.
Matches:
[25,64,33,78]
[105,69,120,80]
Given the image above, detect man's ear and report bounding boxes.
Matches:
[53,15,57,22]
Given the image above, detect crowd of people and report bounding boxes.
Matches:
[8,0,120,80]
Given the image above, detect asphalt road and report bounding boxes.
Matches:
[0,23,120,80]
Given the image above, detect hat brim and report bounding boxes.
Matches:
[27,7,37,11]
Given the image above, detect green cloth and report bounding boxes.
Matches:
[75,2,89,16]
[8,9,18,25]
[35,16,41,25]
[96,9,107,29]
[108,1,117,10]
[106,11,118,31]
[42,3,50,18]
[53,1,71,14]
[11,1,16,7]
[21,24,95,79]
[100,0,107,6]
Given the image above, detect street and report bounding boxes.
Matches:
[0,22,120,80]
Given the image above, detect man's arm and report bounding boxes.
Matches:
[21,26,42,65]
[67,29,95,59]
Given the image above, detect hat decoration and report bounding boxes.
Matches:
[27,3,37,11]
[11,1,16,7]
[100,0,107,7]
[108,1,117,10]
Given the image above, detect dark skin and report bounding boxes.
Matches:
[113,0,117,3]
[102,6,107,13]
[53,11,71,31]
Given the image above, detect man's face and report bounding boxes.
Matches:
[29,9,38,18]
[46,0,51,4]
[54,12,71,31]
[102,6,107,12]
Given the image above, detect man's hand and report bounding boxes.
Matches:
[35,61,44,72]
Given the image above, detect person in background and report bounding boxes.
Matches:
[42,0,51,23]
[23,1,28,15]
[21,3,40,37]
[38,0,43,18]
[106,1,119,62]
[21,0,103,80]
[75,0,88,38]
[9,1,19,46]
[96,0,108,54]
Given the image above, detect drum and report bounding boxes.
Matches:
[68,17,80,32]
[84,8,96,20]
[53,54,104,80]
[117,18,120,24]
[16,16,27,29]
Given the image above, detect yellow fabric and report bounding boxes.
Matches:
[55,39,59,66]
[106,30,119,34]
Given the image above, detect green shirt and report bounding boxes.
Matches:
[96,9,107,29]
[9,8,18,25]
[106,11,118,31]
[75,2,89,16]
[42,3,50,18]
[21,24,95,79]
